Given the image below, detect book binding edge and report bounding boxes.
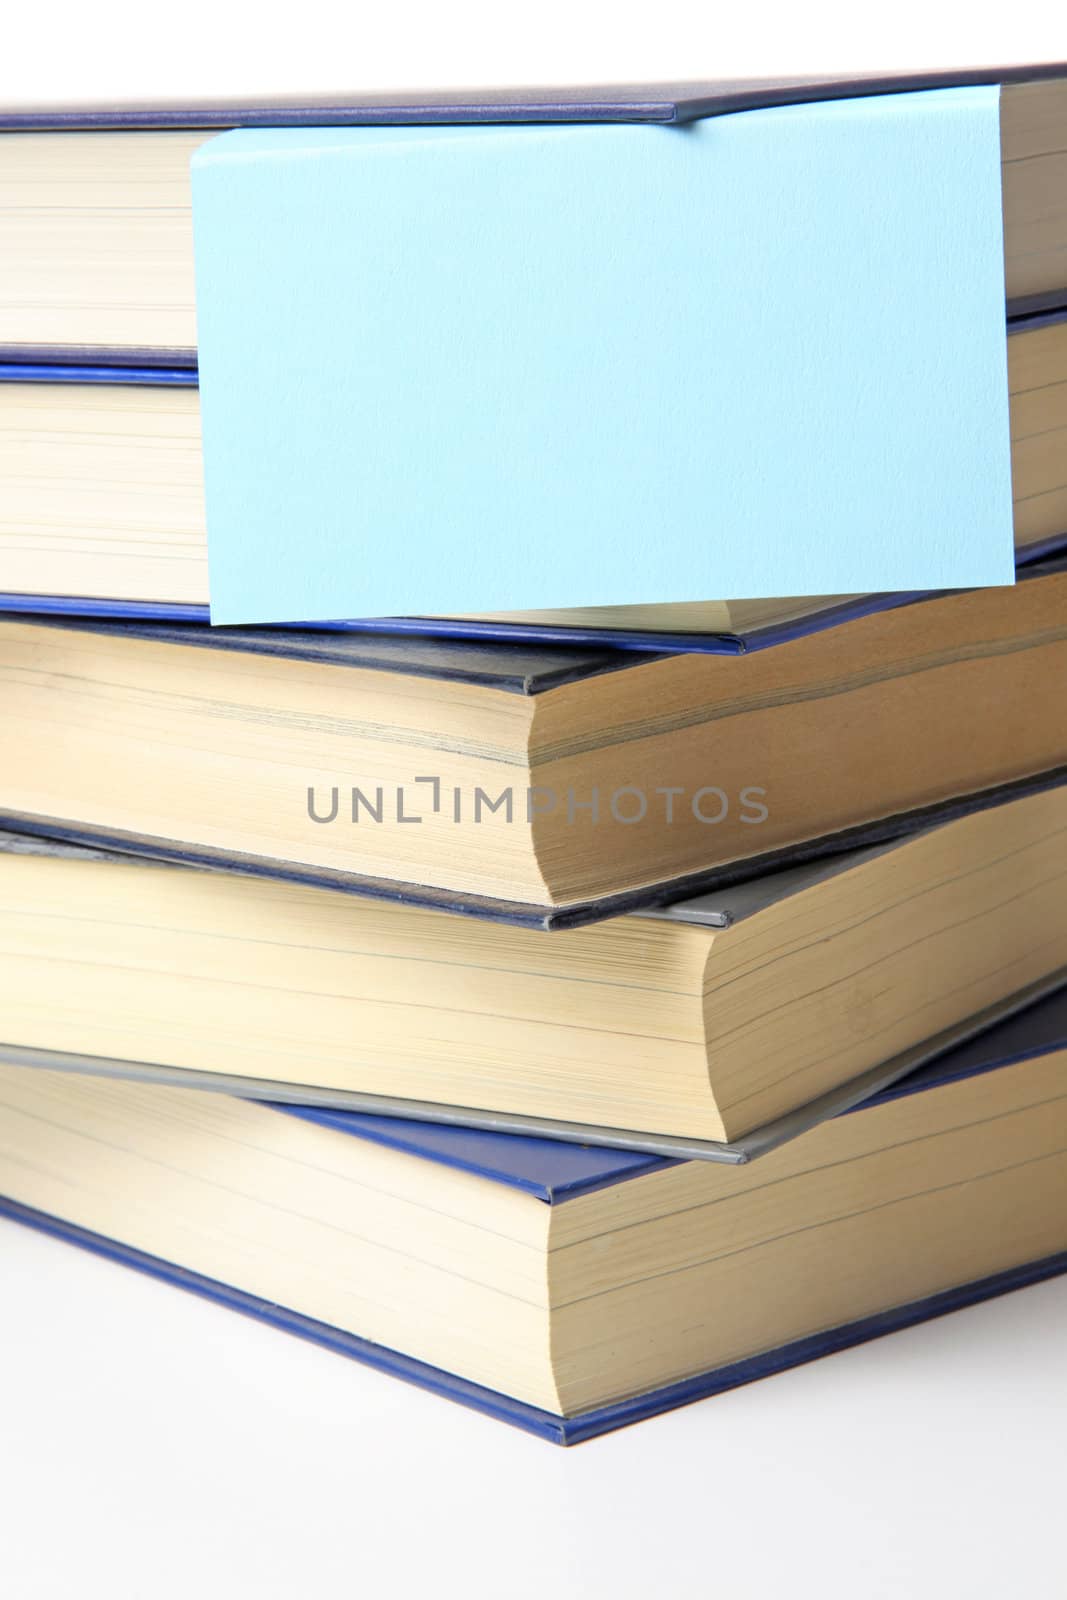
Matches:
[2,1195,1064,1445]
[2,967,1063,1167]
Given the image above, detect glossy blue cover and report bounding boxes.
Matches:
[278,1106,668,1200]
[0,363,198,386]
[191,90,1013,623]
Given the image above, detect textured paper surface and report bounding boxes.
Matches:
[192,88,1013,622]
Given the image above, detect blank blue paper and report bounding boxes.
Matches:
[192,88,1013,623]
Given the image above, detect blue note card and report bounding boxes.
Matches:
[192,88,1013,623]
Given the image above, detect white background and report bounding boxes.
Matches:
[4,1221,1066,1597]
[2,0,1066,104]
[2,4,1066,1594]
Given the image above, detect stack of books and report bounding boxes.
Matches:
[1,69,1066,1444]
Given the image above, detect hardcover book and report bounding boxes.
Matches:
[4,68,1065,1448]
[2,562,1066,920]
[3,778,1067,1149]
[1,307,1063,634]
[1,69,1064,361]
[2,987,1065,1443]
[4,71,1066,612]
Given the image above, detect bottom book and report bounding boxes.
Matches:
[2,992,1066,1445]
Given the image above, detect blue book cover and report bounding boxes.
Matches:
[2,987,1066,1443]
[2,66,1064,135]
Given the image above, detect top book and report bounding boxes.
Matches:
[0,67,1065,360]
[2,69,1064,612]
